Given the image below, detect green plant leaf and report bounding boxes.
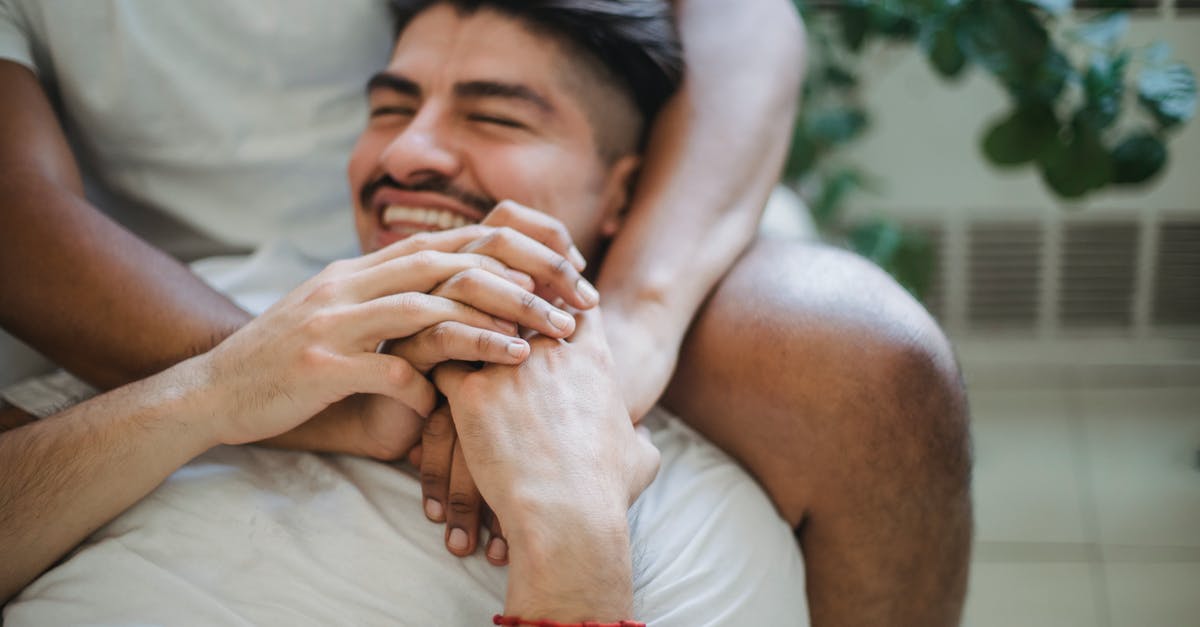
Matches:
[869,3,918,40]
[1138,63,1197,129]
[922,18,968,79]
[840,2,871,52]
[1078,51,1129,130]
[1038,121,1112,198]
[1075,11,1129,50]
[784,128,819,181]
[823,64,859,88]
[958,0,1068,103]
[1110,132,1167,184]
[1021,0,1072,16]
[812,168,865,227]
[806,109,870,145]
[982,104,1058,166]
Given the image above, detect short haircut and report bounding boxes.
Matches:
[389,0,684,154]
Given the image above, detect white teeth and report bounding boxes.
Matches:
[382,205,475,230]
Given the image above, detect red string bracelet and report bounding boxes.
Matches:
[493,614,646,627]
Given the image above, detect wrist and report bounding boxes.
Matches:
[503,498,634,621]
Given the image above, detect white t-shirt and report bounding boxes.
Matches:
[0,0,392,260]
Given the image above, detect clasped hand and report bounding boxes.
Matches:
[199,201,656,562]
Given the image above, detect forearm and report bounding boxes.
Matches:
[597,0,806,343]
[0,358,220,602]
[0,61,250,390]
[0,180,251,388]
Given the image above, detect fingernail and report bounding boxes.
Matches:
[507,340,528,358]
[487,537,508,561]
[568,246,587,271]
[448,527,469,552]
[425,499,444,521]
[548,309,574,332]
[576,278,599,306]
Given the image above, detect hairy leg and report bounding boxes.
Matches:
[662,237,972,627]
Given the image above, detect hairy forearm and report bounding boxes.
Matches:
[0,359,219,603]
[597,0,806,338]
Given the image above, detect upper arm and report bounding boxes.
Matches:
[0,59,84,192]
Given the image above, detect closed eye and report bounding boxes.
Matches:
[468,114,525,129]
[372,106,416,118]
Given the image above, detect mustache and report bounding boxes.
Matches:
[360,174,497,216]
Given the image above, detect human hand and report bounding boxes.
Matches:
[433,308,659,615]
[433,307,660,530]
[202,231,536,446]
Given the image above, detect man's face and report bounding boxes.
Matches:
[348,5,638,258]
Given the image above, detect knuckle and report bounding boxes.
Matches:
[420,470,447,491]
[297,346,332,373]
[519,291,540,313]
[404,232,434,250]
[475,329,497,354]
[305,279,341,304]
[447,491,479,514]
[383,361,415,387]
[392,292,424,315]
[324,258,353,276]
[551,255,572,278]
[408,249,440,269]
[429,322,457,351]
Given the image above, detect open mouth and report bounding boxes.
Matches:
[381,205,476,231]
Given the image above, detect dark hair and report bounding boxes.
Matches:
[389,0,683,146]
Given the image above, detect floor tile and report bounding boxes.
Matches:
[1104,562,1200,627]
[970,389,1091,544]
[962,562,1103,627]
[1076,388,1200,548]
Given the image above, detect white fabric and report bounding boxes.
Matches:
[4,409,807,626]
[0,0,390,260]
[5,246,809,625]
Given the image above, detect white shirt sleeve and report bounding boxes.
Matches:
[0,0,37,71]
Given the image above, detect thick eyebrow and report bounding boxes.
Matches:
[454,80,554,113]
[366,72,421,98]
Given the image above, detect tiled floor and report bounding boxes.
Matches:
[964,385,1200,627]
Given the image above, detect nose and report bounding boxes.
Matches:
[379,106,463,184]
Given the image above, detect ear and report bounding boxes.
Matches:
[597,154,641,238]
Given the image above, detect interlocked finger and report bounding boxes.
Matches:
[483,200,586,271]
[390,321,527,374]
[420,403,457,523]
[344,292,512,347]
[444,441,483,557]
[459,225,597,314]
[432,268,575,340]
[347,249,533,303]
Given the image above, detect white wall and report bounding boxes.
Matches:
[840,13,1200,221]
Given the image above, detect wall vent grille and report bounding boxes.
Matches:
[966,223,1042,330]
[1060,222,1138,328]
[1153,219,1200,326]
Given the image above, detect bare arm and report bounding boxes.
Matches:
[0,359,221,603]
[598,0,806,418]
[0,61,251,389]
